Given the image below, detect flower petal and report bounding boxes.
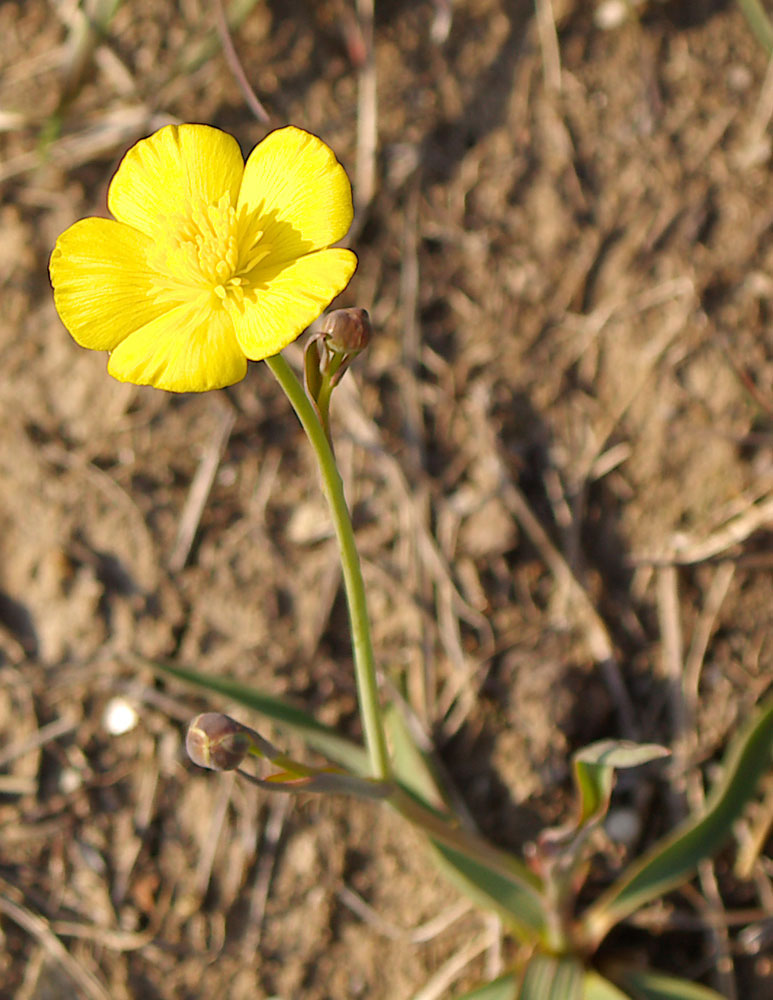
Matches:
[50,218,166,351]
[238,127,353,264]
[227,248,357,360]
[107,304,247,392]
[108,124,245,239]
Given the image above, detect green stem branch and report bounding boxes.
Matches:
[265,352,391,780]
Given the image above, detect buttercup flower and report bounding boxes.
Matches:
[50,124,357,392]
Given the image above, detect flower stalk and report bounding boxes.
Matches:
[265,351,391,781]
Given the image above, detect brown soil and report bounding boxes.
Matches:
[1,1,772,997]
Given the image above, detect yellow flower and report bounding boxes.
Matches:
[50,124,357,392]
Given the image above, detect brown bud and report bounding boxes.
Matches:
[186,713,252,771]
[319,307,372,355]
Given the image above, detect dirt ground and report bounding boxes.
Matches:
[1,0,773,997]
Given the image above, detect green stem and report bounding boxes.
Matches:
[265,352,391,780]
[315,370,337,440]
[736,0,773,53]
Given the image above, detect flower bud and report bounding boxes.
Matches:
[186,713,252,771]
[319,307,372,355]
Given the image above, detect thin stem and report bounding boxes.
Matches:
[265,352,391,780]
[213,0,271,123]
[736,0,773,53]
[315,354,346,441]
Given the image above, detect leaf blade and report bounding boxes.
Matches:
[518,954,584,1000]
[453,973,518,1000]
[611,968,727,1000]
[580,696,773,946]
[429,841,546,940]
[583,971,633,1000]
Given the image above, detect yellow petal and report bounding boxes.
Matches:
[227,248,357,360]
[107,304,247,392]
[238,127,353,264]
[108,124,245,239]
[50,218,166,351]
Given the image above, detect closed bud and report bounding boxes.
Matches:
[320,307,372,355]
[186,712,252,771]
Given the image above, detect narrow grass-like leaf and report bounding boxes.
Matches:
[430,842,546,941]
[575,742,670,770]
[453,973,518,1000]
[573,755,614,828]
[156,655,549,935]
[583,971,632,1000]
[580,696,773,947]
[518,954,583,1000]
[383,702,451,810]
[736,0,773,53]
[383,712,548,939]
[574,741,670,827]
[611,968,726,1000]
[145,656,370,775]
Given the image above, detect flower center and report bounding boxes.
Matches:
[147,193,271,310]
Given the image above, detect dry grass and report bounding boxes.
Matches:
[1,1,772,997]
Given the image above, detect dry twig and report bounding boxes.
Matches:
[351,0,378,237]
[410,927,501,1000]
[168,400,236,572]
[656,560,739,998]
[242,793,292,953]
[0,883,111,1000]
[337,886,471,943]
[534,0,562,92]
[633,493,773,566]
[213,0,271,123]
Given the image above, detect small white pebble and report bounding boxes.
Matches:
[727,64,754,93]
[59,767,82,794]
[605,806,642,847]
[594,0,630,30]
[217,465,237,487]
[103,697,138,736]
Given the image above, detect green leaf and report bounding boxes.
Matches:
[453,973,518,1000]
[573,756,614,828]
[380,706,547,940]
[429,841,546,941]
[574,741,670,827]
[736,0,773,54]
[583,971,632,1000]
[145,656,370,775]
[393,741,545,935]
[383,702,451,810]
[580,696,773,947]
[157,655,549,938]
[518,954,583,1000]
[611,968,726,1000]
[575,741,671,770]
